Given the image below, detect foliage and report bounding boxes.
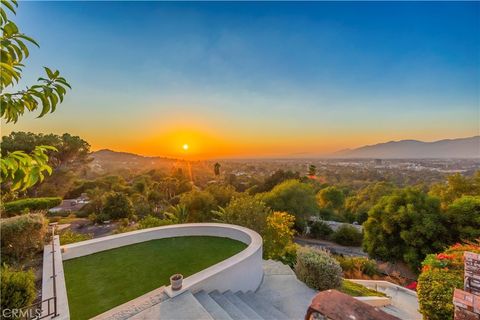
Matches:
[317,186,345,210]
[429,172,480,208]
[1,145,57,191]
[331,225,363,246]
[0,0,70,191]
[309,221,333,239]
[257,169,300,193]
[418,270,462,320]
[214,195,271,233]
[417,241,480,320]
[102,192,134,220]
[3,196,61,216]
[363,188,447,271]
[205,183,238,207]
[137,215,172,229]
[261,179,319,228]
[0,265,36,312]
[59,230,93,245]
[164,204,189,224]
[339,279,385,297]
[345,182,395,224]
[335,256,379,278]
[179,189,216,222]
[308,164,316,177]
[1,132,90,169]
[263,211,296,260]
[214,162,221,176]
[445,195,480,241]
[294,246,342,291]
[1,213,47,264]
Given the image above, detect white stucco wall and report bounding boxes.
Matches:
[61,223,263,298]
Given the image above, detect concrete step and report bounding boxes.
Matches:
[223,291,263,320]
[194,291,234,320]
[235,291,289,320]
[209,290,249,320]
[129,291,213,320]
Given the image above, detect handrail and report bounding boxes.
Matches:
[21,223,59,319]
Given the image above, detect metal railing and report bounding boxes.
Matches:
[21,223,59,319]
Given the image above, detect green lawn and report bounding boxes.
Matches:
[63,236,247,320]
[339,280,386,297]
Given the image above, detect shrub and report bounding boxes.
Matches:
[1,265,36,312]
[417,241,480,320]
[103,192,134,220]
[309,221,333,239]
[263,211,296,260]
[339,279,385,297]
[331,225,363,246]
[1,213,47,264]
[335,256,379,278]
[3,197,62,217]
[418,269,463,320]
[137,215,172,229]
[294,247,342,291]
[59,230,93,245]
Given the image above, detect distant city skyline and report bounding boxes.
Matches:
[2,1,479,159]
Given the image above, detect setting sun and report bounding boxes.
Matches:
[183,144,189,151]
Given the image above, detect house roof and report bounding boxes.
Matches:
[307,290,400,320]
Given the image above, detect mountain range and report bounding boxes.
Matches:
[334,136,479,159]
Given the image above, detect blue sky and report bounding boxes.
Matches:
[4,1,479,157]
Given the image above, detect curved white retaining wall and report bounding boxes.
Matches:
[62,223,263,297]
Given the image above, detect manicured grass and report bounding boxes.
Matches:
[63,236,247,320]
[339,279,386,297]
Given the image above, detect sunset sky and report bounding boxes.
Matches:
[3,1,479,159]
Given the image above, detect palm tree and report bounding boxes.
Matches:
[164,204,189,224]
[214,162,221,176]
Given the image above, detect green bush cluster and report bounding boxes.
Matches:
[309,221,333,238]
[335,256,379,277]
[330,225,363,246]
[59,230,93,245]
[417,269,463,320]
[1,213,47,264]
[294,247,342,291]
[3,197,62,217]
[1,265,36,312]
[417,242,480,320]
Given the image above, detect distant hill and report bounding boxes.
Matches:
[334,136,480,159]
[90,149,177,172]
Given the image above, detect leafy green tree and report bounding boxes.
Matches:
[446,195,480,241]
[164,204,189,223]
[213,195,271,233]
[344,182,395,223]
[263,211,296,260]
[0,0,70,191]
[214,162,221,176]
[317,186,345,210]
[205,184,238,207]
[179,189,216,222]
[363,188,447,270]
[257,170,300,192]
[261,179,319,228]
[429,172,480,208]
[308,165,316,177]
[102,192,134,220]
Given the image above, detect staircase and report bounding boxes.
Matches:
[129,260,316,320]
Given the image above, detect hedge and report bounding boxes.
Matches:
[3,197,62,217]
[1,265,36,312]
[417,241,480,320]
[330,225,363,246]
[1,213,47,264]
